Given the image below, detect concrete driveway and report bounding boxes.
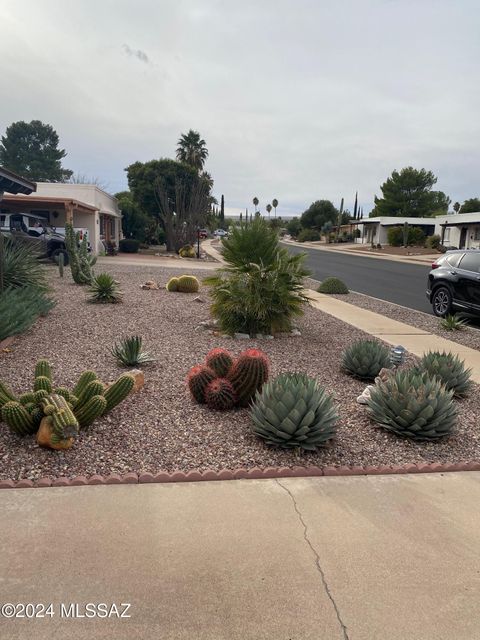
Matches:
[1,473,479,639]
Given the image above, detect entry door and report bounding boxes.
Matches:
[459,227,468,249]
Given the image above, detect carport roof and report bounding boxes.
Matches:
[0,167,36,195]
[1,194,97,213]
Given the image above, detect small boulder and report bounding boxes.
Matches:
[36,417,75,450]
[127,369,145,392]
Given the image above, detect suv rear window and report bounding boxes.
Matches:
[458,252,480,273]
[445,253,464,268]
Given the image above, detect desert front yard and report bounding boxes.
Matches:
[1,264,480,482]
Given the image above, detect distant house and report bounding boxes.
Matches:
[0,182,121,254]
[435,212,480,250]
[353,217,437,245]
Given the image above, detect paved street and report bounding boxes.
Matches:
[284,243,432,313]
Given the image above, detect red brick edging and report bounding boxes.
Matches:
[1,461,480,489]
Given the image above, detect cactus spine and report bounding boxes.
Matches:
[76,395,107,428]
[187,365,217,404]
[0,381,17,407]
[73,371,98,398]
[205,378,237,411]
[2,401,36,436]
[76,380,105,409]
[34,375,52,394]
[205,348,234,377]
[166,277,180,292]
[103,374,135,414]
[228,349,270,407]
[177,275,199,293]
[34,359,52,381]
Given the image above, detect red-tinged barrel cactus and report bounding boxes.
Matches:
[228,349,270,407]
[205,348,234,378]
[187,365,217,404]
[205,378,237,411]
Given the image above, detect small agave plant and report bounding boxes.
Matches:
[415,351,472,397]
[89,273,123,304]
[367,369,457,440]
[341,339,392,381]
[250,372,338,450]
[111,336,155,367]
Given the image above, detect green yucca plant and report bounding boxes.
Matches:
[415,351,472,397]
[367,369,457,440]
[440,314,468,331]
[0,286,55,341]
[88,273,123,304]
[0,235,49,292]
[111,336,155,366]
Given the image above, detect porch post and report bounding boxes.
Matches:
[65,202,74,225]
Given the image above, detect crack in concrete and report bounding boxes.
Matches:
[276,479,350,640]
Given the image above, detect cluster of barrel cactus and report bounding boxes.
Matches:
[0,359,135,448]
[166,275,200,293]
[179,245,196,258]
[186,348,269,410]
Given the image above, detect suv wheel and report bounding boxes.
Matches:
[432,286,452,317]
[50,247,69,266]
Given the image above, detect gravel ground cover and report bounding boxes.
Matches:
[305,276,480,351]
[1,265,479,482]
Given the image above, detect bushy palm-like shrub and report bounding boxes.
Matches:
[111,336,154,366]
[88,273,123,303]
[367,369,457,440]
[317,277,349,294]
[0,287,55,341]
[0,235,48,291]
[204,219,310,336]
[251,373,337,449]
[341,339,392,380]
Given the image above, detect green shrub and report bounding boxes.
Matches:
[367,370,457,440]
[0,287,55,341]
[426,234,441,250]
[341,339,392,380]
[119,239,140,253]
[204,219,310,336]
[0,235,48,292]
[204,253,309,336]
[317,277,349,294]
[440,314,467,331]
[297,228,321,242]
[111,336,154,366]
[179,244,196,258]
[88,273,123,304]
[251,373,337,449]
[387,226,426,247]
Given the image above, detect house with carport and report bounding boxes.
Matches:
[352,216,437,245]
[0,182,121,254]
[435,212,480,250]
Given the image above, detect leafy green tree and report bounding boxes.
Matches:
[126,159,211,251]
[300,200,338,230]
[372,167,450,218]
[453,202,461,214]
[115,191,151,242]
[220,194,225,224]
[460,198,480,213]
[0,120,73,182]
[176,130,208,171]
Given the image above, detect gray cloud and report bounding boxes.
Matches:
[0,0,479,215]
[122,44,150,64]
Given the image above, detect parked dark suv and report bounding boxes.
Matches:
[427,250,480,316]
[0,212,69,264]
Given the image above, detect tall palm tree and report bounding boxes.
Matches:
[272,198,278,218]
[176,130,208,171]
[253,196,259,212]
[266,203,272,219]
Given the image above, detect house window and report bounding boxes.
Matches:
[443,228,451,242]
[474,227,480,241]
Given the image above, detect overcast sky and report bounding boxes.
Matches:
[1,0,479,217]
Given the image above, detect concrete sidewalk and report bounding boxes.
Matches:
[1,473,479,639]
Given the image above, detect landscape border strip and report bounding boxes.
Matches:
[1,461,480,489]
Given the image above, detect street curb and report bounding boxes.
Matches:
[1,461,479,489]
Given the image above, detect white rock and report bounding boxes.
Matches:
[356,385,374,404]
[234,333,250,339]
[290,329,302,336]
